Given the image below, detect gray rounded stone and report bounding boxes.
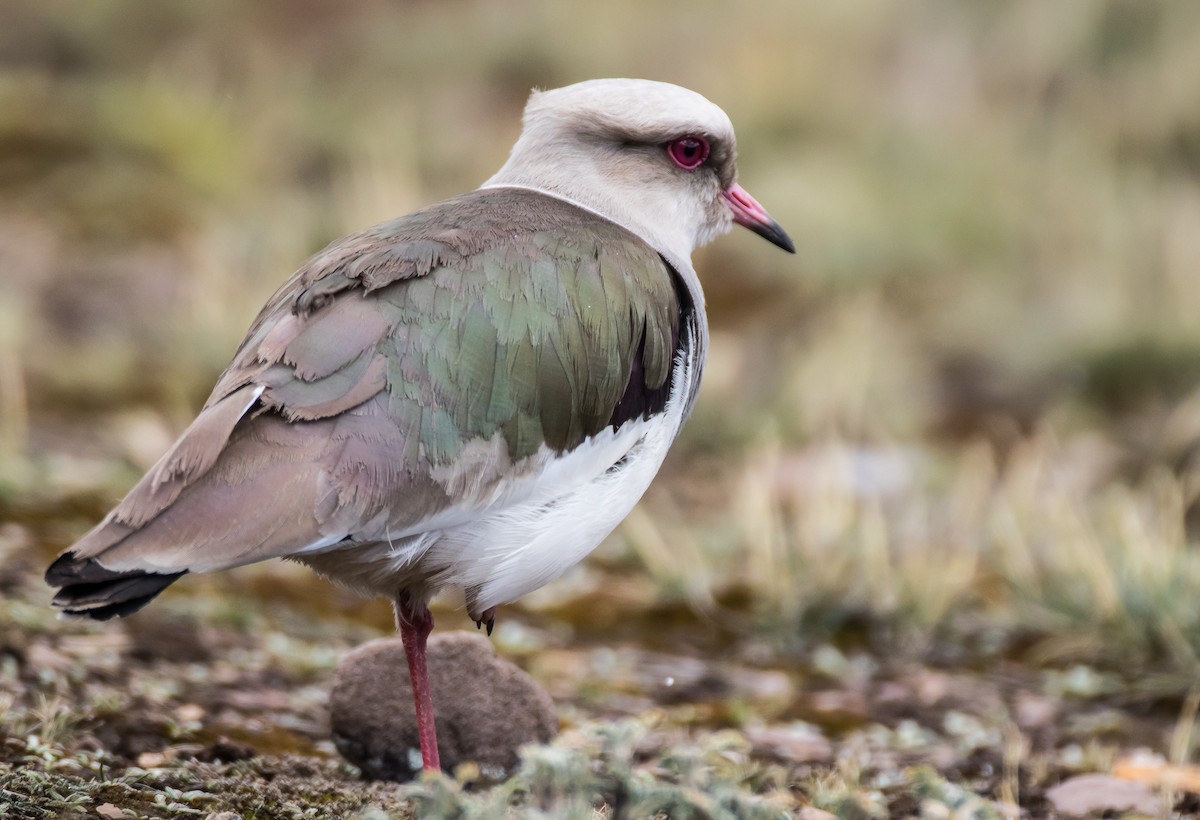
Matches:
[330,630,557,780]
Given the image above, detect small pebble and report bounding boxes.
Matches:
[1046,773,1160,816]
[797,808,836,820]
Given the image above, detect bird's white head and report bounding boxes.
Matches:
[483,78,793,265]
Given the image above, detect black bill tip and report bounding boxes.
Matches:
[749,218,795,254]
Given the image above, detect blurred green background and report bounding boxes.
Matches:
[4,0,1200,669]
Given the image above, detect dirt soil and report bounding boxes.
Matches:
[2,512,1196,818]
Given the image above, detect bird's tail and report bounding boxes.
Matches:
[45,552,185,621]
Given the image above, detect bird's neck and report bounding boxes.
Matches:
[482,156,698,268]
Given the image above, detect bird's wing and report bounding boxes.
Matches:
[61,188,686,578]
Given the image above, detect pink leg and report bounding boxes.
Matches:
[394,596,440,773]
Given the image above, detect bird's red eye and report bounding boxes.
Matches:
[667,136,710,170]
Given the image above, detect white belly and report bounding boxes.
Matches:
[429,393,685,614]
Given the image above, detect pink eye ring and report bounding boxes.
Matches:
[667,136,710,170]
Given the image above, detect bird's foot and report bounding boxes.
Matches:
[472,606,497,636]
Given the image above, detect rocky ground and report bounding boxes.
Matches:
[2,507,1198,818]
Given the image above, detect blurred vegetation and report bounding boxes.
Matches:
[5,0,1200,814]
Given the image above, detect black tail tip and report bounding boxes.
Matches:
[46,551,185,621]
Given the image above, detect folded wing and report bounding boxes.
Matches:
[47,188,686,616]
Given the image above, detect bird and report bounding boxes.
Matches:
[45,78,794,774]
